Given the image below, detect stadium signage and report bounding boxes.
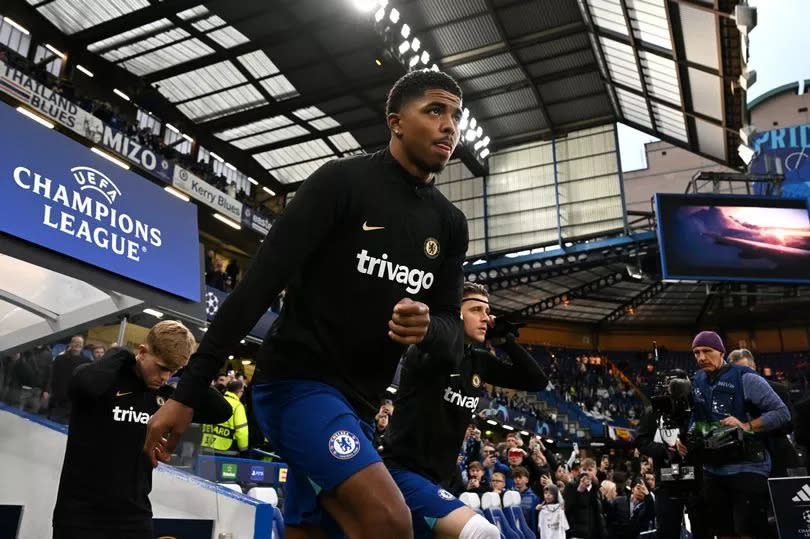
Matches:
[0,59,102,140]
[100,124,174,183]
[751,122,810,198]
[0,102,201,301]
[241,206,271,235]
[172,166,243,222]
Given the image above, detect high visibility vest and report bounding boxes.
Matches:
[201,391,249,452]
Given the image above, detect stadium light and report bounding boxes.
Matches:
[389,7,400,23]
[263,186,276,196]
[4,17,29,35]
[353,0,376,12]
[164,186,190,202]
[143,308,164,318]
[16,106,54,129]
[400,24,410,38]
[182,134,194,142]
[465,129,476,142]
[91,147,130,170]
[247,177,259,185]
[213,213,242,230]
[225,162,236,171]
[502,424,514,431]
[398,40,410,55]
[469,117,477,130]
[386,385,398,394]
[420,50,430,65]
[45,44,66,59]
[486,419,498,426]
[411,37,420,52]
[479,148,490,159]
[520,431,530,436]
[476,126,483,138]
[408,55,419,68]
[209,152,224,162]
[430,64,439,72]
[374,7,385,22]
[228,355,234,360]
[737,143,755,165]
[113,88,130,101]
[459,116,469,130]
[76,64,94,77]
[165,123,180,133]
[241,339,246,344]
[481,136,490,148]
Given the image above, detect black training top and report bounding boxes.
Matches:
[174,149,468,420]
[382,335,548,484]
[52,349,230,531]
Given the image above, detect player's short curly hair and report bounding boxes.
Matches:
[463,282,488,298]
[385,69,462,116]
[147,320,196,371]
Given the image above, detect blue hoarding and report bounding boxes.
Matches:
[751,123,810,198]
[0,102,201,301]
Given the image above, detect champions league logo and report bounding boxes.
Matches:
[12,165,163,262]
[205,291,220,317]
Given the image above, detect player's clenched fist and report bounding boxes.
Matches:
[388,298,430,344]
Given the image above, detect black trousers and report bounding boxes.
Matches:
[53,525,152,539]
[654,485,710,539]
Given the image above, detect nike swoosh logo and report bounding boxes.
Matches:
[362,221,385,231]
[116,391,133,397]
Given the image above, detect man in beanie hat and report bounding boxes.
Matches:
[683,330,790,539]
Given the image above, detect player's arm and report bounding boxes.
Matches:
[68,350,126,401]
[157,385,231,424]
[475,334,548,391]
[172,162,349,409]
[414,210,468,363]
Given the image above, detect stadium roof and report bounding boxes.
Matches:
[17,0,748,196]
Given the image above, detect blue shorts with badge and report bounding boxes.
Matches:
[388,468,465,538]
[252,380,381,531]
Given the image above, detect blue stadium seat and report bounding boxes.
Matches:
[271,505,284,539]
[481,492,521,539]
[502,491,534,539]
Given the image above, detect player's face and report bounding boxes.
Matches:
[461,294,491,344]
[136,346,181,389]
[693,346,723,372]
[392,89,461,174]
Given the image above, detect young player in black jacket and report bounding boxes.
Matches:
[382,282,548,538]
[52,321,230,539]
[145,69,469,539]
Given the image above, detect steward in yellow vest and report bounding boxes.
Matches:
[201,381,249,455]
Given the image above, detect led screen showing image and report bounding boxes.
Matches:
[655,194,810,284]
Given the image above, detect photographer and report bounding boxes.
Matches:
[685,331,790,539]
[636,370,708,539]
[728,348,800,477]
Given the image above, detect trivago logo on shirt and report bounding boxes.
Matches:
[443,387,479,410]
[112,405,152,424]
[11,165,163,261]
[355,249,434,294]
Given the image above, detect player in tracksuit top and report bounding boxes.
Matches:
[382,282,549,538]
[144,69,469,539]
[52,321,230,539]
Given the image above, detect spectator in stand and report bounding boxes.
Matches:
[563,457,604,539]
[205,250,215,282]
[373,400,393,451]
[20,344,53,414]
[91,345,106,361]
[537,484,569,539]
[208,259,228,291]
[511,466,540,527]
[48,336,91,424]
[464,461,489,496]
[605,477,655,539]
[482,443,510,483]
[226,259,240,289]
[597,455,611,482]
[489,471,507,497]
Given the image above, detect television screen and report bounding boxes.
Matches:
[655,194,810,284]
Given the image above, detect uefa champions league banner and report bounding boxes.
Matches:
[0,59,104,140]
[751,123,810,198]
[172,166,243,222]
[0,102,201,302]
[205,285,277,339]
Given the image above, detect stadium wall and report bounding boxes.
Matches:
[521,323,810,353]
[0,405,272,539]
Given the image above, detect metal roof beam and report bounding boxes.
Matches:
[618,0,658,134]
[599,281,667,325]
[507,273,625,319]
[247,118,380,155]
[72,0,205,45]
